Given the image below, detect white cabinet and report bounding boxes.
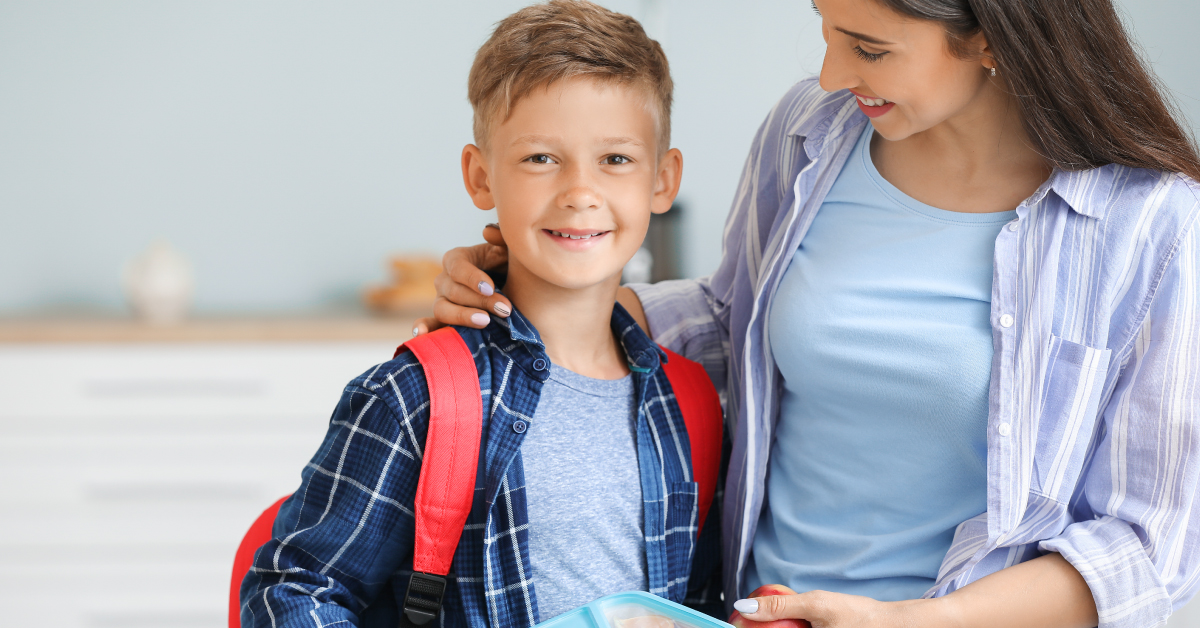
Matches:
[0,340,399,628]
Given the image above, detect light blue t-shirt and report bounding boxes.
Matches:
[748,124,1015,601]
[522,364,648,620]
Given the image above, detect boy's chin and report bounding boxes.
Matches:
[525,265,624,292]
[539,272,622,292]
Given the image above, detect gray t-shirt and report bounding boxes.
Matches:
[520,363,648,621]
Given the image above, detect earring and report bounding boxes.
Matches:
[990,66,997,77]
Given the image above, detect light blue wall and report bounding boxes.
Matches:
[1,1,1195,315]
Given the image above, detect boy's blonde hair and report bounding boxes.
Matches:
[468,0,673,153]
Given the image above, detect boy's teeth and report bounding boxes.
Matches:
[550,230,603,239]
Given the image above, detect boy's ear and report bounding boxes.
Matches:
[462,144,495,210]
[651,148,683,215]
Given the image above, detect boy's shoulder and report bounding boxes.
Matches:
[343,325,495,419]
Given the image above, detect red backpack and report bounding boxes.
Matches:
[229,327,722,628]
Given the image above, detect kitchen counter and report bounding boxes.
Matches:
[0,314,427,344]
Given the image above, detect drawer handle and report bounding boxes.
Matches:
[82,379,265,398]
[85,483,263,502]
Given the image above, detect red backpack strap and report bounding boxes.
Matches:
[658,347,722,538]
[393,328,483,626]
[229,495,290,628]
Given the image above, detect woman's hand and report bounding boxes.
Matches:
[733,589,924,628]
[413,224,512,336]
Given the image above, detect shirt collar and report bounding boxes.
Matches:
[1043,167,1115,219]
[610,302,667,372]
[485,298,664,373]
[786,91,868,161]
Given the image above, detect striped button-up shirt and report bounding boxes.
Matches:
[241,305,722,628]
[632,77,1200,628]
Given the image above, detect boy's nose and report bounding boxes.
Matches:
[561,186,601,210]
[559,171,602,210]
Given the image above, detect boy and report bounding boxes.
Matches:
[241,2,719,626]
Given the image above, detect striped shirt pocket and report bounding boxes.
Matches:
[1031,334,1112,502]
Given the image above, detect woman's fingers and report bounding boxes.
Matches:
[735,592,817,623]
[733,589,912,628]
[444,244,502,298]
[431,269,512,322]
[430,296,492,330]
[419,228,513,334]
[482,222,506,247]
[428,269,514,331]
[411,317,441,337]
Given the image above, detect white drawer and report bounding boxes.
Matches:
[0,341,399,628]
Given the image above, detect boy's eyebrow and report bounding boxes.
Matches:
[600,136,645,148]
[510,134,647,148]
[834,27,894,46]
[511,134,558,147]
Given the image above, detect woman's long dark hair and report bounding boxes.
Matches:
[875,0,1200,182]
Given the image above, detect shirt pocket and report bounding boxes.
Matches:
[1030,334,1112,503]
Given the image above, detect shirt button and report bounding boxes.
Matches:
[532,358,548,371]
[998,422,1012,437]
[1007,221,1019,232]
[513,420,527,434]
[999,314,1014,328]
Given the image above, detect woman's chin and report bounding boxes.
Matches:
[728,585,812,628]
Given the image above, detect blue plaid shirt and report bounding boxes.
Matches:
[241,304,723,628]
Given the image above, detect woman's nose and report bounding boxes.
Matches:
[818,36,857,94]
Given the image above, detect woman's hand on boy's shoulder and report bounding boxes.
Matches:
[413,224,512,336]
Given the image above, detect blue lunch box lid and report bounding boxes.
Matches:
[533,591,734,628]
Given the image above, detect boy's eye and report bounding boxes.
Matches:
[526,154,555,165]
[603,154,632,165]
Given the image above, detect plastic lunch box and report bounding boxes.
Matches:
[533,591,734,628]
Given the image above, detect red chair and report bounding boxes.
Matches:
[229,495,290,628]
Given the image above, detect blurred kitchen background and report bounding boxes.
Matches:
[1,1,1198,627]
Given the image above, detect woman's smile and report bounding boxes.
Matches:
[849,89,895,117]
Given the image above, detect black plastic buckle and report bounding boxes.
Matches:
[401,572,447,626]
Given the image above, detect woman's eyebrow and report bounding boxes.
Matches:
[834,27,895,46]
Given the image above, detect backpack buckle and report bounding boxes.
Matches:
[402,572,447,626]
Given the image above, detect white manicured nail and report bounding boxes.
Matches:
[470,313,490,327]
[478,281,494,296]
[494,302,510,317]
[734,599,759,615]
[412,327,419,338]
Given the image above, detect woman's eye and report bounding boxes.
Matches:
[604,155,632,165]
[853,45,887,63]
[527,154,554,164]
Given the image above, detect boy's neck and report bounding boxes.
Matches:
[502,260,630,380]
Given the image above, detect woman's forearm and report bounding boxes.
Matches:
[921,553,1097,628]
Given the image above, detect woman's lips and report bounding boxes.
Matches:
[849,91,895,118]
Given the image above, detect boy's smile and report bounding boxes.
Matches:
[545,228,609,250]
[462,77,682,293]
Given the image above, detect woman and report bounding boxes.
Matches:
[419,0,1200,626]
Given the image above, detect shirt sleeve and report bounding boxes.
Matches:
[240,381,424,628]
[630,277,730,397]
[1040,217,1200,628]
